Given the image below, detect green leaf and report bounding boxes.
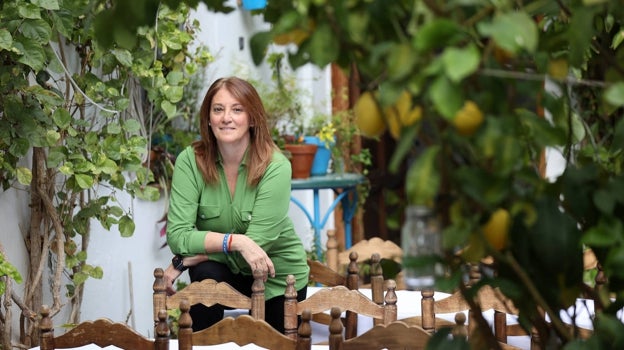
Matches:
[387,43,416,80]
[163,85,184,103]
[442,44,480,83]
[74,174,94,189]
[161,100,177,118]
[413,18,462,53]
[9,138,31,157]
[112,48,133,67]
[307,22,339,68]
[14,38,47,71]
[31,0,60,10]
[604,82,624,107]
[16,167,32,185]
[76,251,87,262]
[90,266,104,279]
[109,206,124,217]
[405,146,440,206]
[73,272,88,285]
[52,108,71,129]
[135,185,161,201]
[28,85,64,107]
[429,76,463,120]
[18,3,42,19]
[47,147,66,168]
[119,215,135,237]
[478,12,538,54]
[166,71,184,85]
[389,123,418,173]
[583,224,621,247]
[106,122,121,134]
[123,119,141,133]
[0,256,23,284]
[45,130,61,146]
[20,19,52,44]
[97,158,119,175]
[612,29,624,49]
[568,7,597,67]
[0,29,13,51]
[249,31,272,66]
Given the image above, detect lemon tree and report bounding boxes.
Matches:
[248,1,624,348]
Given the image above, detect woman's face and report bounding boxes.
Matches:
[209,87,251,146]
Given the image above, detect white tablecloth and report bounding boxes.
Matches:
[29,341,329,350]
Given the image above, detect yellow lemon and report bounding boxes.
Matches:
[482,208,511,251]
[453,100,484,136]
[395,90,412,120]
[402,105,422,126]
[273,28,310,46]
[355,91,386,138]
[384,106,402,140]
[548,58,569,80]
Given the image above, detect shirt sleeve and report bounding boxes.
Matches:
[166,147,210,256]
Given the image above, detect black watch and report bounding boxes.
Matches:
[172,255,187,272]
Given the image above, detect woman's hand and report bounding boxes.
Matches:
[231,235,275,280]
[163,255,209,295]
[163,264,182,295]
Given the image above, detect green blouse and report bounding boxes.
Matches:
[166,146,309,300]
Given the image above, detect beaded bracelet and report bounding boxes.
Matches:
[223,233,230,255]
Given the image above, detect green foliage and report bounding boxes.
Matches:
[250,0,624,347]
[0,253,23,295]
[0,0,211,325]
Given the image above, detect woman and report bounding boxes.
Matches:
[163,76,309,333]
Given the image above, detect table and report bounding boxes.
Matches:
[290,173,366,260]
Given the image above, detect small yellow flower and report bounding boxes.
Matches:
[318,122,336,148]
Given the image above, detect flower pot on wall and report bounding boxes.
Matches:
[304,136,332,176]
[284,143,318,179]
[241,0,266,10]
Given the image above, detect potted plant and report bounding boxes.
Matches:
[284,132,318,179]
[304,114,336,176]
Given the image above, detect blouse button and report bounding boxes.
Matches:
[200,214,206,219]
[247,214,252,220]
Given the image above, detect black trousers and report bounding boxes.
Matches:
[187,260,307,333]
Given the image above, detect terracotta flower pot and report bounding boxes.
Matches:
[284,143,318,179]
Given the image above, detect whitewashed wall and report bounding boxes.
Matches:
[3,0,336,342]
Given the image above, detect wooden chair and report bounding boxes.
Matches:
[337,236,403,269]
[176,299,312,350]
[284,274,398,341]
[327,306,431,350]
[39,305,170,350]
[400,285,523,350]
[307,250,361,338]
[152,267,266,329]
[307,251,359,290]
[336,236,405,290]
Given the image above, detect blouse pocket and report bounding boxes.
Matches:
[197,205,222,223]
[239,210,252,232]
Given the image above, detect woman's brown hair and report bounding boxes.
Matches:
[193,77,277,186]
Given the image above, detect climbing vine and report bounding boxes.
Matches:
[0,1,212,348]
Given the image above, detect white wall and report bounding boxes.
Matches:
[81,191,171,336]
